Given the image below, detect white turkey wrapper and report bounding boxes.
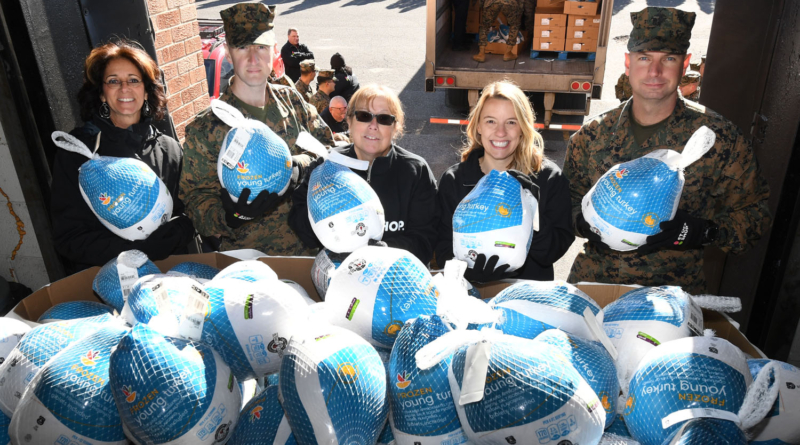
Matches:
[0,318,31,364]
[581,126,716,251]
[747,359,800,445]
[307,152,385,253]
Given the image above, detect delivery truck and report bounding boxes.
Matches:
[425,0,614,128]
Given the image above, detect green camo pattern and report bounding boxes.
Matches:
[294,78,314,103]
[220,3,276,47]
[310,90,330,114]
[563,97,771,294]
[180,81,333,255]
[628,7,696,54]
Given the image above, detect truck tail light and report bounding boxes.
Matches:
[435,76,456,86]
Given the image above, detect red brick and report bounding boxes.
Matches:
[189,66,207,84]
[193,95,210,114]
[197,52,204,66]
[167,72,191,93]
[200,81,208,94]
[171,22,194,43]
[171,103,195,124]
[192,21,200,36]
[184,36,202,55]
[155,10,180,31]
[175,122,187,142]
[161,42,186,64]
[180,5,197,23]
[167,0,192,9]
[177,55,196,75]
[147,0,168,15]
[181,82,203,103]
[167,94,183,111]
[154,30,172,49]
[162,61,178,79]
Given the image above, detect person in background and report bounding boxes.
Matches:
[330,53,360,103]
[563,7,771,294]
[181,3,334,255]
[473,0,522,62]
[289,85,439,265]
[435,80,574,281]
[51,39,195,273]
[615,73,633,102]
[295,59,317,103]
[321,96,348,134]
[280,27,314,83]
[311,69,336,114]
[680,70,701,101]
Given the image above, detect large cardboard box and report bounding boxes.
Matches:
[568,14,601,29]
[538,0,566,6]
[532,37,566,51]
[532,25,566,39]
[566,37,597,52]
[563,0,599,16]
[10,253,765,360]
[533,7,567,27]
[568,27,599,39]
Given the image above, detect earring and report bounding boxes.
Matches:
[142,100,152,117]
[99,102,111,119]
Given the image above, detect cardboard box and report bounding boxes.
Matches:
[466,10,513,36]
[566,37,597,52]
[485,40,518,55]
[538,0,566,6]
[568,14,601,29]
[534,7,567,27]
[532,37,566,51]
[532,25,566,39]
[10,253,765,361]
[563,0,599,16]
[567,27,599,39]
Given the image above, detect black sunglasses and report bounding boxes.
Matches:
[353,110,396,126]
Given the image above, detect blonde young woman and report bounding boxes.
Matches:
[435,81,575,282]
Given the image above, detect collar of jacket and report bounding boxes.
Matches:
[221,77,290,120]
[91,114,158,152]
[611,96,693,151]
[338,143,398,173]
[462,147,486,186]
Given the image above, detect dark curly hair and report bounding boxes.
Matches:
[77,39,167,122]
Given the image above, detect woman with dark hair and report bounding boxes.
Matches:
[50,39,195,273]
[330,52,360,103]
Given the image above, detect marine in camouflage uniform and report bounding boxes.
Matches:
[294,59,316,103]
[680,70,701,101]
[269,69,296,90]
[310,69,335,114]
[180,3,334,255]
[563,7,771,294]
[473,0,522,62]
[615,74,633,102]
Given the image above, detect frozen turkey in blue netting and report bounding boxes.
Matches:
[581,126,717,251]
[324,246,440,349]
[119,274,208,340]
[212,100,293,203]
[603,286,704,392]
[307,153,385,253]
[93,250,161,311]
[659,418,747,445]
[0,410,8,445]
[0,318,31,365]
[748,359,800,445]
[278,324,388,445]
[448,335,605,444]
[109,323,241,445]
[280,279,317,305]
[202,277,310,381]
[388,315,469,445]
[624,335,750,445]
[228,385,296,445]
[311,249,345,299]
[167,261,221,281]
[490,280,603,340]
[9,325,129,445]
[0,313,119,417]
[533,329,619,429]
[378,421,395,445]
[452,169,537,272]
[604,414,633,438]
[214,260,278,282]
[37,300,114,323]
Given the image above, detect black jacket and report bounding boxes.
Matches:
[50,116,191,273]
[280,41,314,83]
[320,108,348,134]
[332,68,359,103]
[289,144,438,264]
[434,148,575,280]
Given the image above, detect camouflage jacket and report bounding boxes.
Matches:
[562,97,771,294]
[310,90,330,115]
[180,80,334,254]
[295,78,314,103]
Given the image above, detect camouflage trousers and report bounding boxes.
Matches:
[479,0,522,47]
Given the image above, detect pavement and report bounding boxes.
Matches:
[196,0,715,279]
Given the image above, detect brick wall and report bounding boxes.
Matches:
[147,0,208,142]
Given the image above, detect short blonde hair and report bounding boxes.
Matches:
[462,81,545,174]
[346,84,405,140]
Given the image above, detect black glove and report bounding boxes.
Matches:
[138,215,196,260]
[296,155,326,186]
[575,213,610,250]
[637,210,713,255]
[220,188,281,229]
[368,239,388,247]
[506,170,541,202]
[463,254,518,284]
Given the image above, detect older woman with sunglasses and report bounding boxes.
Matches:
[50,40,195,273]
[289,84,438,264]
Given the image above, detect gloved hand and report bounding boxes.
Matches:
[368,239,388,247]
[220,188,281,229]
[138,215,196,260]
[507,169,541,202]
[296,155,326,186]
[463,254,518,284]
[637,210,712,255]
[575,213,610,250]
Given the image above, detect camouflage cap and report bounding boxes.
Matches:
[680,70,701,86]
[220,3,276,48]
[628,7,696,54]
[318,69,336,82]
[300,59,318,73]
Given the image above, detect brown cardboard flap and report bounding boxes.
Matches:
[258,257,320,302]
[563,0,599,16]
